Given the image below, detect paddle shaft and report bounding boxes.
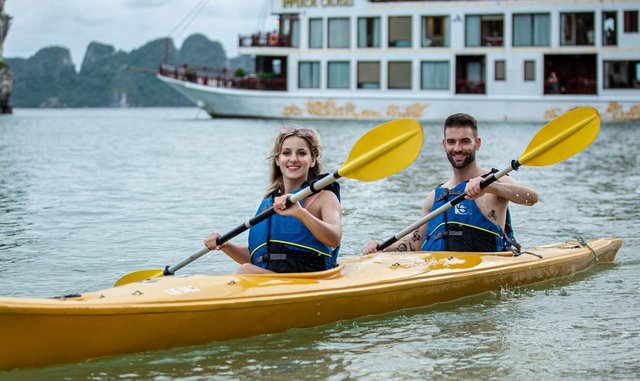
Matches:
[165,172,342,275]
[377,160,520,251]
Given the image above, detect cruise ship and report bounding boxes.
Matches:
[158,0,640,122]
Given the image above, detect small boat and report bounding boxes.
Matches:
[0,237,622,370]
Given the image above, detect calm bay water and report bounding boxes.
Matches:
[0,108,638,380]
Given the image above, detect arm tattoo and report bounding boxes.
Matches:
[396,229,421,252]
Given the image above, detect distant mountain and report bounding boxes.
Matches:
[7,46,78,107]
[4,34,254,108]
[179,34,226,69]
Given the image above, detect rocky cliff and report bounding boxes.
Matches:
[0,0,13,113]
[5,33,250,108]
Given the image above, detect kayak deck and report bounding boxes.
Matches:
[0,237,622,370]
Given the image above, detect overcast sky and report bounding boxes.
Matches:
[3,0,273,67]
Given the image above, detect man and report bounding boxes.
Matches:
[362,113,538,254]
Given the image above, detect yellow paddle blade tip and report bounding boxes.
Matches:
[339,119,424,181]
[114,268,164,287]
[520,106,600,167]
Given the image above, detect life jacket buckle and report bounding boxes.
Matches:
[269,253,287,261]
[434,230,462,240]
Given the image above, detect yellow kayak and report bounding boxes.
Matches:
[0,237,622,370]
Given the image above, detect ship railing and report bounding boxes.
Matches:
[158,64,287,91]
[238,32,292,48]
[545,78,597,95]
[456,80,486,94]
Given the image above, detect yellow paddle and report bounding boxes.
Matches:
[376,106,600,251]
[115,119,424,286]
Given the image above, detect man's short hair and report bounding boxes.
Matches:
[444,113,478,137]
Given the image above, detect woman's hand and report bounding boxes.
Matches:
[273,194,302,217]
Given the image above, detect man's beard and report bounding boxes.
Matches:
[446,150,476,169]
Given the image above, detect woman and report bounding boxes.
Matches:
[204,128,342,274]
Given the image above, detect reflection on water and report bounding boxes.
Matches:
[0,109,638,379]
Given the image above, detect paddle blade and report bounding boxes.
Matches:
[519,106,600,167]
[114,268,164,287]
[338,119,423,181]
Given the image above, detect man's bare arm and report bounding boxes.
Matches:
[466,175,538,206]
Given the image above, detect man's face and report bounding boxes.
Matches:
[442,126,480,169]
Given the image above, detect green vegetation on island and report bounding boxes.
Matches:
[5,34,253,108]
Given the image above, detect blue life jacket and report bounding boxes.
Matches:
[248,180,340,272]
[420,181,516,252]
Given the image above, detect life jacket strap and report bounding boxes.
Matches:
[505,234,522,255]
[269,241,331,257]
[434,230,463,240]
[266,246,328,273]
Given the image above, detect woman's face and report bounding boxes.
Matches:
[275,136,316,182]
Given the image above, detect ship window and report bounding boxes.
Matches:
[421,61,450,90]
[602,11,617,46]
[421,16,450,47]
[544,54,596,95]
[466,14,504,47]
[455,55,485,94]
[604,60,640,89]
[328,18,350,48]
[280,15,300,48]
[560,12,595,46]
[328,62,350,89]
[495,60,506,81]
[388,61,412,89]
[309,18,323,49]
[513,13,550,46]
[357,62,380,89]
[358,17,381,48]
[524,60,535,81]
[273,59,282,76]
[624,10,639,33]
[299,61,320,89]
[389,16,412,47]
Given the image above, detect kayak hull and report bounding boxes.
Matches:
[0,237,622,370]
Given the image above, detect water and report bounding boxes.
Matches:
[1,108,638,380]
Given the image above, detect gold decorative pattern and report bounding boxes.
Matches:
[387,103,429,118]
[282,98,429,119]
[606,102,640,121]
[544,107,563,120]
[306,98,381,118]
[282,104,303,117]
[545,102,640,121]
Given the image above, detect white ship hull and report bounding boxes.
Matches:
[159,74,639,122]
